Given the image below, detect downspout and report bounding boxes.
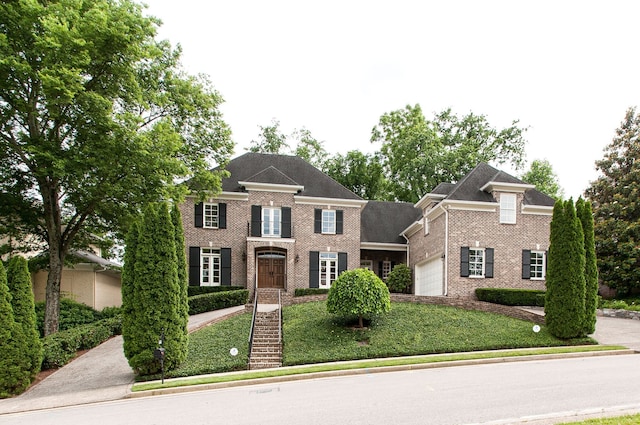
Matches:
[437,204,449,296]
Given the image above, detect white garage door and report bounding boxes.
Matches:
[415,258,444,296]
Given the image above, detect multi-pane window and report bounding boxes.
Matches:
[360,260,373,270]
[201,248,221,286]
[319,252,338,288]
[262,208,281,237]
[204,203,219,228]
[382,260,392,281]
[469,248,485,277]
[500,194,517,224]
[322,210,336,234]
[530,251,545,280]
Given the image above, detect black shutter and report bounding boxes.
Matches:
[314,209,322,233]
[522,250,531,279]
[336,210,343,234]
[485,248,494,278]
[309,251,320,288]
[194,203,203,228]
[218,203,227,229]
[221,248,231,285]
[460,247,470,277]
[281,207,291,238]
[189,247,200,286]
[251,205,261,237]
[338,252,347,275]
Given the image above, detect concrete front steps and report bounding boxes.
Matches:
[249,308,282,370]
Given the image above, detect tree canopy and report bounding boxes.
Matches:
[520,159,564,200]
[585,107,640,295]
[0,0,233,335]
[324,151,388,200]
[371,105,527,203]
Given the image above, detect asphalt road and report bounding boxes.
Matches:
[3,354,639,425]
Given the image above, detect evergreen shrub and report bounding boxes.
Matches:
[187,285,245,297]
[188,290,249,315]
[294,288,330,297]
[475,288,546,306]
[35,298,100,336]
[385,264,412,293]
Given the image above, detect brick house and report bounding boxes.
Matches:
[181,153,554,300]
[403,162,555,297]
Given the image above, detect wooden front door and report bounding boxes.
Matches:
[257,251,286,288]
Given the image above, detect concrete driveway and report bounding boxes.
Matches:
[0,305,246,415]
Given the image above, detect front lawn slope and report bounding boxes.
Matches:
[282,302,594,366]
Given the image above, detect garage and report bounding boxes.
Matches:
[415,257,444,296]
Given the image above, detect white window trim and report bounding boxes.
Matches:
[500,194,517,224]
[322,209,336,234]
[203,203,219,229]
[200,248,221,286]
[469,248,485,278]
[360,260,373,270]
[262,207,281,237]
[530,250,546,280]
[319,252,338,288]
[382,260,392,281]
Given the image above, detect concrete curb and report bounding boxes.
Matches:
[127,348,637,399]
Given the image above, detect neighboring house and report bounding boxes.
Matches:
[181,153,554,300]
[31,250,122,310]
[403,162,555,298]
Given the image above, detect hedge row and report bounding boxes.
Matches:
[187,285,245,297]
[188,290,249,315]
[475,288,546,307]
[42,315,122,370]
[294,288,330,297]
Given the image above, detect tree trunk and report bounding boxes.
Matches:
[40,177,65,336]
[44,257,62,336]
[358,314,364,328]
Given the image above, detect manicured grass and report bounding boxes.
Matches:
[561,415,640,424]
[134,300,601,385]
[136,312,251,382]
[282,301,595,366]
[132,344,624,392]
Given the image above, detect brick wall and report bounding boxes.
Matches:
[181,192,362,299]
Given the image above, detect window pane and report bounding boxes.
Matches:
[204,204,218,228]
[500,194,516,224]
[322,210,336,234]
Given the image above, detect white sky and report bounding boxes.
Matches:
[143,0,640,199]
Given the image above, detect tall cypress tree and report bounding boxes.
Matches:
[0,261,31,398]
[7,256,42,379]
[546,199,586,338]
[171,204,189,332]
[121,219,140,362]
[577,198,599,334]
[125,203,188,375]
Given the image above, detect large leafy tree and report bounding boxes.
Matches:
[248,119,289,154]
[585,108,640,296]
[521,159,564,200]
[0,0,233,335]
[371,105,527,202]
[324,151,388,200]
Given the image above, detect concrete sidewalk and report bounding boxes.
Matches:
[0,305,246,415]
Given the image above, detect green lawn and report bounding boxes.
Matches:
[561,415,640,424]
[282,301,594,366]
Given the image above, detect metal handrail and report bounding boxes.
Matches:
[277,289,282,346]
[248,274,258,356]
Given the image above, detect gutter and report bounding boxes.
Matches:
[437,203,449,296]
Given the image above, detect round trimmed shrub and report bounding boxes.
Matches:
[326,268,391,328]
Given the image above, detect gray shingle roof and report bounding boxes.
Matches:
[361,201,422,244]
[443,162,555,206]
[220,153,362,200]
